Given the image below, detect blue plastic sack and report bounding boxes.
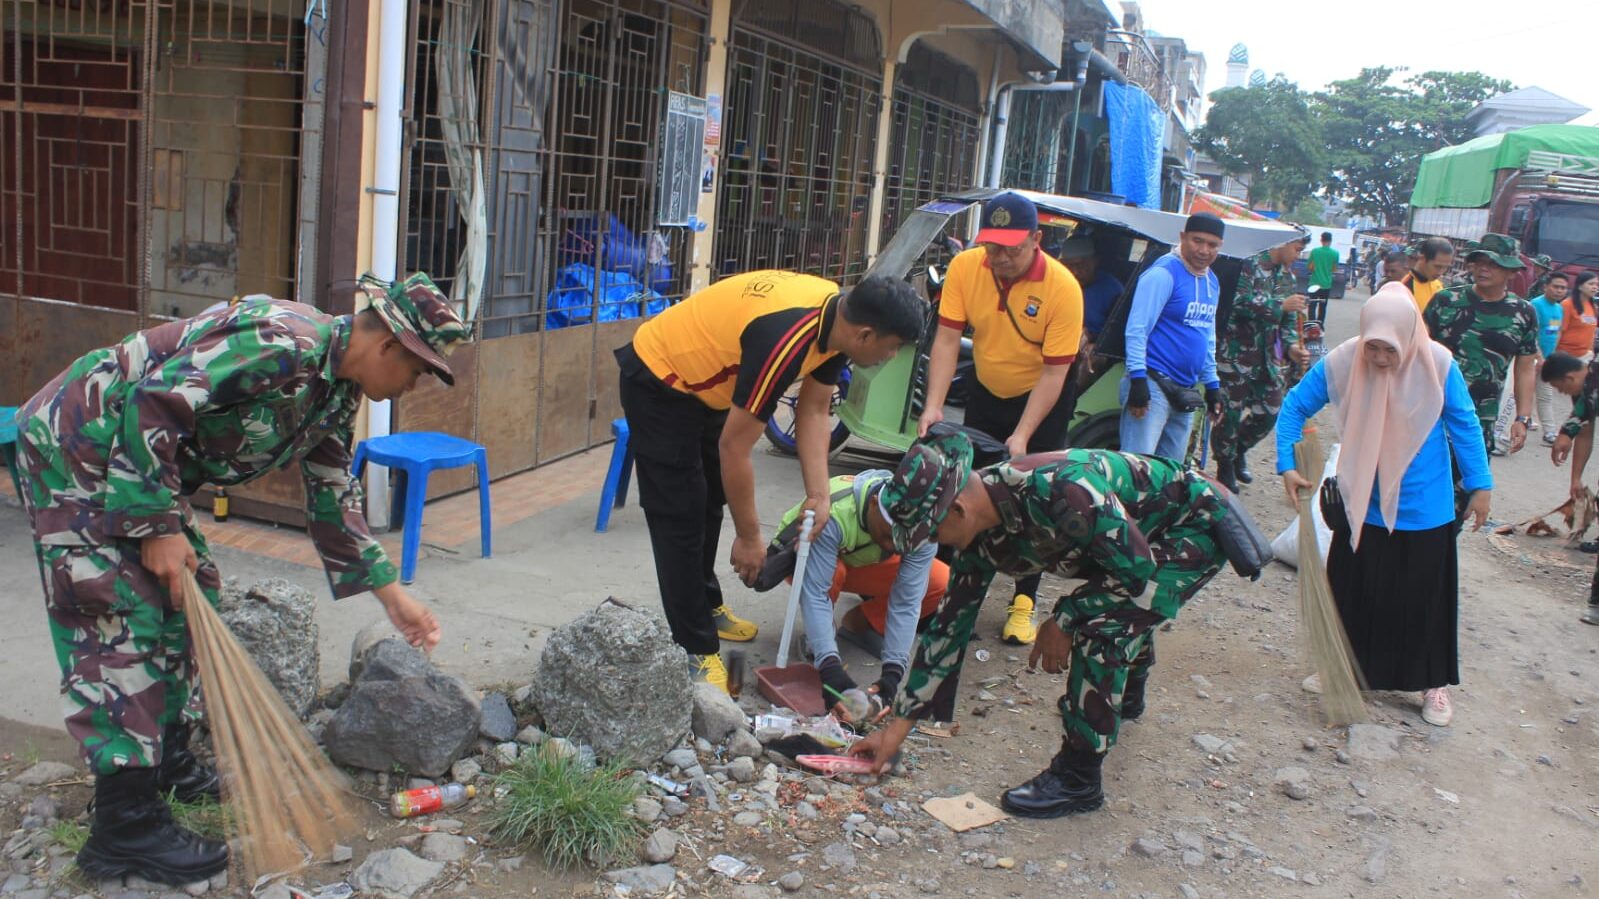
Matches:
[545,263,669,329]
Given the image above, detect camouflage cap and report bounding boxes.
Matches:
[1531,253,1555,271]
[880,433,975,554]
[365,272,471,385]
[1462,233,1525,271]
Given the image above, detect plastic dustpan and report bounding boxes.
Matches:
[755,510,827,716]
[755,662,825,716]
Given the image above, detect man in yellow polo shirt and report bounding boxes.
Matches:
[615,271,925,691]
[1402,237,1455,313]
[917,191,1084,644]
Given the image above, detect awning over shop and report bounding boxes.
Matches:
[956,0,1064,72]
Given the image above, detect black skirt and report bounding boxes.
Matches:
[1325,521,1458,692]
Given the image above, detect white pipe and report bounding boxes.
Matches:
[975,44,1003,188]
[364,0,406,529]
[986,80,1078,189]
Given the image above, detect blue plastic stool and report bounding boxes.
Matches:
[594,418,633,533]
[1,406,20,500]
[353,432,491,584]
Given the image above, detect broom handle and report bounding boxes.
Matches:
[774,511,814,669]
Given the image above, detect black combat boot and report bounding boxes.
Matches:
[1120,671,1149,721]
[157,722,221,803]
[76,768,229,885]
[1235,450,1254,484]
[1000,741,1105,818]
[1216,456,1239,492]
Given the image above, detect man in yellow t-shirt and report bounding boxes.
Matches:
[1402,237,1456,313]
[916,191,1084,644]
[615,271,925,691]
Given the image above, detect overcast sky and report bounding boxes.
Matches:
[1139,0,1599,125]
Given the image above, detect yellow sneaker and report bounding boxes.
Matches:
[1001,594,1038,645]
[695,653,730,693]
[712,605,759,642]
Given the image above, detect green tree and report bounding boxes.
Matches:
[1194,76,1325,210]
[1312,68,1512,225]
[1287,197,1327,227]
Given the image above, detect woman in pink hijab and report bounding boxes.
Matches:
[1275,284,1492,727]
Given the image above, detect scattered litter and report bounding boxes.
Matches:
[796,754,877,775]
[918,723,960,739]
[922,792,1007,832]
[646,774,689,796]
[973,649,991,662]
[708,854,764,882]
[1434,788,1459,805]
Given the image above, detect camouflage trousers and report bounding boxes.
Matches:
[27,514,219,775]
[1053,523,1223,754]
[1212,366,1283,462]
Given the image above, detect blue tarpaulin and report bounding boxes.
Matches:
[1102,81,1164,210]
[545,264,668,329]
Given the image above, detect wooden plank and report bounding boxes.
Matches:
[4,296,140,404]
[537,325,595,462]
[398,342,480,500]
[478,331,541,477]
[592,318,643,435]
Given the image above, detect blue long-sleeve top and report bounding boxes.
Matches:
[1124,253,1220,389]
[1276,357,1492,531]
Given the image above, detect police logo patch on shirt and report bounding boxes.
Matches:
[1025,299,1040,317]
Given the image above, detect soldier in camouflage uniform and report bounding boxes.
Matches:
[847,433,1230,817]
[14,273,467,885]
[1212,236,1310,490]
[1542,352,1599,625]
[1422,233,1539,456]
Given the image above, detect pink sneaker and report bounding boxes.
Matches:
[1422,687,1453,727]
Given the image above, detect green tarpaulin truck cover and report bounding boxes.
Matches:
[1411,124,1599,209]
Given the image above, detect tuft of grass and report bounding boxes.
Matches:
[165,790,235,840]
[46,820,88,855]
[487,745,644,870]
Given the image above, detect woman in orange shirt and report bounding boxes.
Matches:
[1557,271,1599,360]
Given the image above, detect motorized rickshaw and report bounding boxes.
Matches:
[763,188,1304,458]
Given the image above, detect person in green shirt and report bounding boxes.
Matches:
[1307,231,1341,327]
[756,471,946,713]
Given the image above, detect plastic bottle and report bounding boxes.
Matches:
[389,783,475,818]
[213,488,229,522]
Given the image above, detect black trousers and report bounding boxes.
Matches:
[1306,286,1330,328]
[962,374,1077,600]
[616,344,727,656]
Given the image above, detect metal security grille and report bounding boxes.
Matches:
[2,1,147,311]
[145,0,307,319]
[879,43,979,263]
[1,0,306,318]
[395,0,709,478]
[715,0,881,284]
[1000,90,1076,194]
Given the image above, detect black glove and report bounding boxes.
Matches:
[1206,386,1223,416]
[1127,377,1151,409]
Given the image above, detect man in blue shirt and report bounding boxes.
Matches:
[1059,236,1126,370]
[1120,213,1225,459]
[1529,273,1570,444]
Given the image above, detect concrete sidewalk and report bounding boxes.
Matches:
[0,439,864,729]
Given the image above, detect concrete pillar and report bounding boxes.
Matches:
[688,0,734,292]
[863,57,899,265]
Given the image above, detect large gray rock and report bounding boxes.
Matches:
[217,579,320,719]
[323,639,481,777]
[349,848,443,899]
[13,762,76,786]
[531,600,691,764]
[691,682,747,743]
[478,693,517,742]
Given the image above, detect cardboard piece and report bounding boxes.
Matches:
[922,792,1007,832]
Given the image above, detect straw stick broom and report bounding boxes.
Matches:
[1294,426,1368,726]
[179,571,359,879]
